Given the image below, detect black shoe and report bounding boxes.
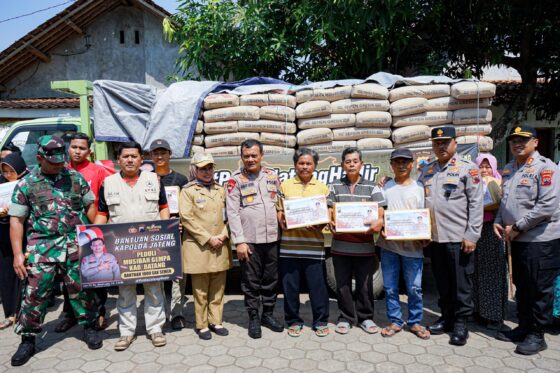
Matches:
[515,333,547,355]
[209,324,229,336]
[197,328,212,340]
[496,327,528,343]
[261,313,284,333]
[11,336,35,367]
[449,322,469,346]
[248,311,262,339]
[428,317,453,335]
[83,326,103,350]
[171,316,185,330]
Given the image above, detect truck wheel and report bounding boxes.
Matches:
[325,255,384,300]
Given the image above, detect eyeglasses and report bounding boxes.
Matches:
[43,149,65,156]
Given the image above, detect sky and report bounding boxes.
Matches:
[0,0,180,51]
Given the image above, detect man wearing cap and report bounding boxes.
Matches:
[494,125,560,355]
[95,141,170,351]
[9,135,102,366]
[418,126,483,346]
[149,139,189,330]
[377,148,430,339]
[226,139,284,339]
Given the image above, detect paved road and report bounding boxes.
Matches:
[1,275,559,372]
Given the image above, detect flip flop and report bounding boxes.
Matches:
[360,320,379,334]
[314,325,329,337]
[287,324,303,337]
[0,319,14,330]
[381,324,402,337]
[408,324,430,340]
[335,321,351,335]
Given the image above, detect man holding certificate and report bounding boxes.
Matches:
[419,126,483,346]
[277,148,330,337]
[327,147,386,335]
[377,148,430,339]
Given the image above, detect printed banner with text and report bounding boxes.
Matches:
[77,219,182,289]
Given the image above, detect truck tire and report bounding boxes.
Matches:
[325,255,384,300]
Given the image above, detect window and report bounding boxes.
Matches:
[134,30,140,44]
[119,30,125,44]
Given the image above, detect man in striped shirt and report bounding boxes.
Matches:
[277,148,330,337]
[328,147,386,335]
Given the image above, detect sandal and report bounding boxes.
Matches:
[335,320,351,335]
[409,324,430,340]
[381,324,402,338]
[359,319,379,334]
[287,324,303,337]
[314,325,329,337]
[0,318,14,330]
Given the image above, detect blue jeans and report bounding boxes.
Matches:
[380,248,424,327]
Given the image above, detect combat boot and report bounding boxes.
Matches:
[11,336,35,366]
[83,325,103,350]
[261,307,284,333]
[248,310,262,339]
[515,332,547,355]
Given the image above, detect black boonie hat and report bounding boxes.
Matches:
[506,125,536,141]
[430,126,456,140]
[390,148,414,160]
[149,139,171,152]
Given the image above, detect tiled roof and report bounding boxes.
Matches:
[0,97,80,109]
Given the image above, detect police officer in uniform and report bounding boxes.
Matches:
[419,126,483,346]
[9,135,102,366]
[226,139,284,338]
[494,125,560,355]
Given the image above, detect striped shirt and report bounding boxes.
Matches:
[327,176,386,256]
[278,176,329,260]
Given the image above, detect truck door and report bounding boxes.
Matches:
[2,124,78,167]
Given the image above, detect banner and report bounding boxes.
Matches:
[77,219,182,289]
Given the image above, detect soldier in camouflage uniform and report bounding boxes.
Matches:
[9,135,102,367]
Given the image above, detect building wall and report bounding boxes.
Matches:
[1,5,178,99]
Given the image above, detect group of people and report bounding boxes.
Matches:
[0,123,559,367]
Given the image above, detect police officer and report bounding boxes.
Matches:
[226,139,283,338]
[79,228,121,283]
[419,126,483,346]
[9,135,102,366]
[494,125,560,355]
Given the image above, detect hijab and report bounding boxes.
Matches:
[1,152,28,180]
[475,152,501,181]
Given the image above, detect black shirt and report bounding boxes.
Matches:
[159,170,188,188]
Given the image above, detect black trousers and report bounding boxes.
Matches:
[430,242,474,321]
[332,254,375,324]
[62,285,108,318]
[511,239,560,332]
[240,242,279,312]
[0,241,21,318]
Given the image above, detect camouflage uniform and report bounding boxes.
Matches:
[9,139,97,336]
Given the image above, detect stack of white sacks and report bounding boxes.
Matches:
[194,92,298,157]
[193,80,496,156]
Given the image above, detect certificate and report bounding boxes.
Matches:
[0,181,17,210]
[384,209,431,240]
[165,186,180,214]
[334,202,378,233]
[284,195,329,229]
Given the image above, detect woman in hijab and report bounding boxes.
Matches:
[0,152,28,330]
[473,153,507,329]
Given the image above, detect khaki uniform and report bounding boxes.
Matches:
[495,151,560,333]
[418,154,484,322]
[226,167,280,245]
[225,167,280,312]
[180,181,232,329]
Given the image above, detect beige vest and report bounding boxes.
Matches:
[103,172,161,224]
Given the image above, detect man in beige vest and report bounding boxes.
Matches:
[95,142,170,351]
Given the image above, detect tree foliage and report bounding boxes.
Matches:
[164,0,560,127]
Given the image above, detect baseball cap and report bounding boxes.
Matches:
[430,126,456,140]
[506,124,536,141]
[37,135,66,163]
[390,148,414,160]
[149,139,171,152]
[191,152,215,168]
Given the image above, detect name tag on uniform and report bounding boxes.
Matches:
[240,182,257,196]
